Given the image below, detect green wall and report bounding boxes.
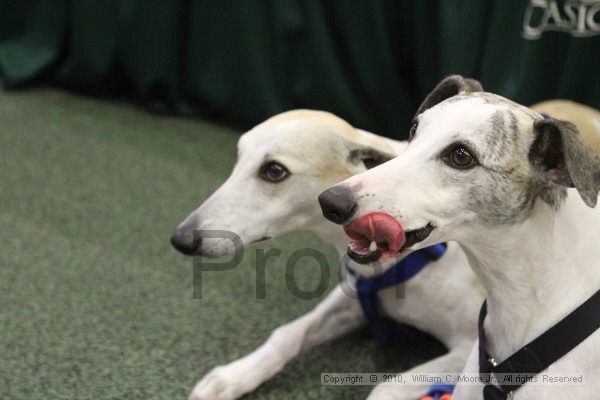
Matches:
[0,0,598,138]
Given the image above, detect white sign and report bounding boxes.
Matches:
[523,0,600,39]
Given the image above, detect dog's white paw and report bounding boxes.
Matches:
[188,366,248,400]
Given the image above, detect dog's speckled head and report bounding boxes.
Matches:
[170,110,399,257]
[319,76,600,263]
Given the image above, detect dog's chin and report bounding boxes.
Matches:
[191,237,238,259]
[347,223,435,265]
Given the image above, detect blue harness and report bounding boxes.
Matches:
[346,244,454,400]
[345,243,448,342]
[422,383,455,399]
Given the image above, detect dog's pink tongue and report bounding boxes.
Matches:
[344,212,406,253]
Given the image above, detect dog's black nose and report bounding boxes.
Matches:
[318,184,357,224]
[170,224,201,256]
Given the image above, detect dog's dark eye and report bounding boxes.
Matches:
[448,145,477,169]
[259,161,289,182]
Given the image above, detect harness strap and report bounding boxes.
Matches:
[420,383,455,400]
[479,288,600,399]
[347,244,447,342]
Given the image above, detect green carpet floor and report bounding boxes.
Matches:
[0,88,442,399]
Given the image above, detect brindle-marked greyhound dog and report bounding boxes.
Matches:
[171,110,482,400]
[318,76,600,399]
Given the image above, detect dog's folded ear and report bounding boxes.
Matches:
[530,118,600,208]
[416,75,483,116]
[349,147,396,170]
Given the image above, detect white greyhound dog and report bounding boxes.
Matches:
[171,110,482,400]
[318,76,600,399]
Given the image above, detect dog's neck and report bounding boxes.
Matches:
[458,190,600,362]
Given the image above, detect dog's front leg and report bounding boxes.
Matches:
[367,341,473,400]
[188,285,365,400]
